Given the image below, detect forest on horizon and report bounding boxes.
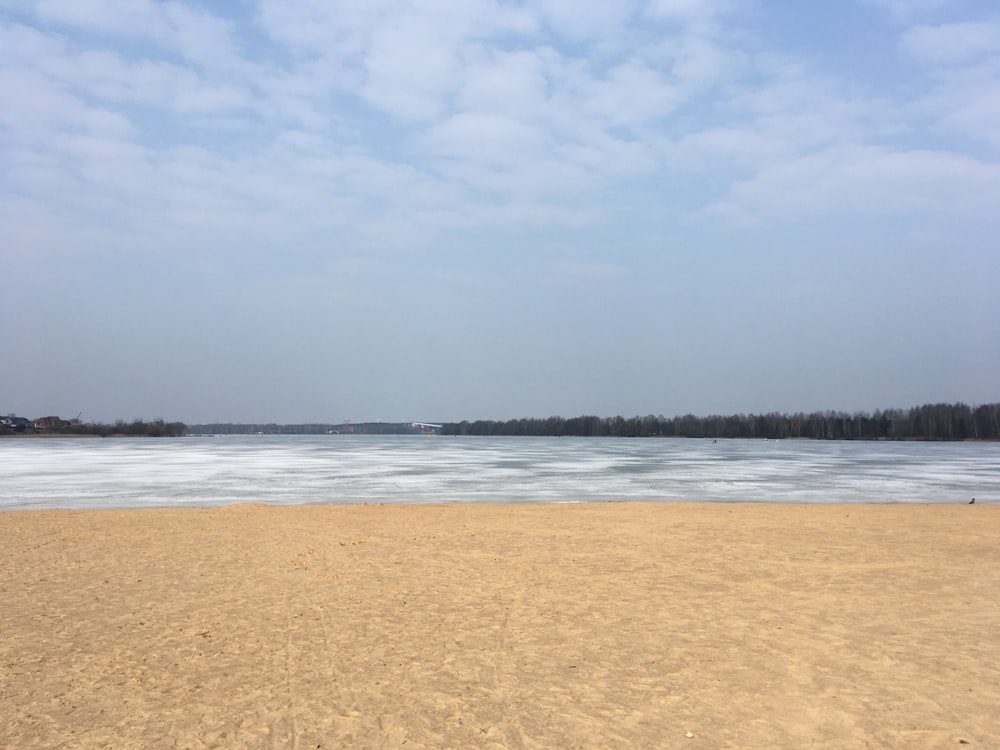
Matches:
[189,402,1000,441]
[442,402,1000,440]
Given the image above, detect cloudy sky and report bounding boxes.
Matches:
[2,0,998,424]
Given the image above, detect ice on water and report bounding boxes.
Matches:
[1,435,996,510]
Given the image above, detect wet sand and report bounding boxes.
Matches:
[2,502,998,749]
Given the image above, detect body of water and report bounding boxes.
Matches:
[1,435,996,511]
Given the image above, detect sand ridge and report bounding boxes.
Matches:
[1,502,998,749]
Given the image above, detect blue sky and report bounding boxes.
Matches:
[2,0,998,424]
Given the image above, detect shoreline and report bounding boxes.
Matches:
[0,500,992,515]
[3,432,999,441]
[3,502,999,748]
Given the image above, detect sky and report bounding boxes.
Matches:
[1,0,998,424]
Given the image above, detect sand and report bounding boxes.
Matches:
[1,502,998,749]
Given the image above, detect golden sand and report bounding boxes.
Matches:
[2,502,998,749]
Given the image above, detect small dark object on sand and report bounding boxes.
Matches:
[969,498,975,504]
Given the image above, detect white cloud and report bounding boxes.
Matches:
[254,0,371,56]
[3,0,998,268]
[703,146,1000,223]
[556,132,655,177]
[667,33,738,89]
[424,113,544,163]
[456,49,549,118]
[668,127,786,171]
[538,0,638,41]
[0,14,252,124]
[254,0,542,124]
[645,0,743,26]
[34,0,252,77]
[583,60,682,125]
[668,55,902,181]
[861,0,950,23]
[35,0,165,37]
[159,2,251,75]
[927,70,1000,149]
[901,21,1000,65]
[893,21,1000,150]
[360,18,464,121]
[0,64,137,150]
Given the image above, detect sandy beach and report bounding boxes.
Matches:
[1,502,998,749]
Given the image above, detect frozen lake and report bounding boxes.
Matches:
[1,435,996,510]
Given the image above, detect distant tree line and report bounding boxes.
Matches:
[187,422,427,435]
[70,419,188,437]
[441,402,1000,441]
[1,416,187,437]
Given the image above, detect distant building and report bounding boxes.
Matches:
[1,415,31,432]
[34,416,70,431]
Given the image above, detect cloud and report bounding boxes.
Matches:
[582,59,683,125]
[3,0,999,421]
[912,59,1000,149]
[456,49,548,118]
[646,0,743,26]
[663,54,901,183]
[901,21,1000,65]
[894,21,1000,150]
[35,0,164,37]
[538,0,638,41]
[0,18,251,127]
[860,0,951,23]
[360,18,464,121]
[3,0,998,265]
[424,113,544,163]
[703,146,1000,224]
